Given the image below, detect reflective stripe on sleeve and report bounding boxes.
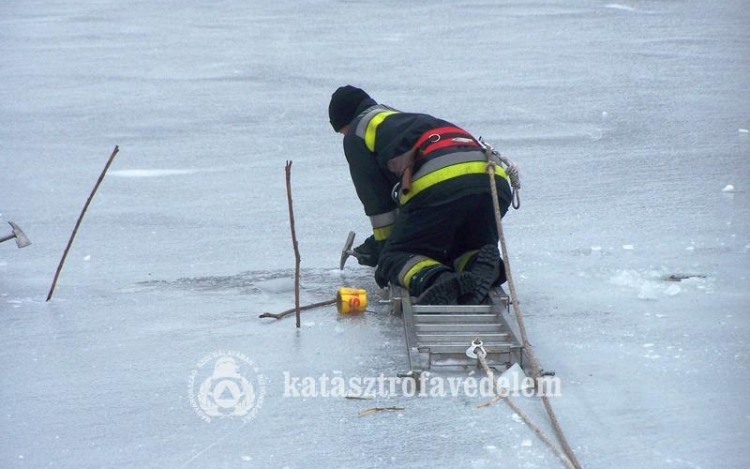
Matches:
[369,209,398,229]
[364,111,397,152]
[372,225,393,241]
[370,209,398,241]
[355,106,399,152]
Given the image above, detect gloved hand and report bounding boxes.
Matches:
[353,235,385,267]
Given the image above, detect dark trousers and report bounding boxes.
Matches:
[375,192,509,288]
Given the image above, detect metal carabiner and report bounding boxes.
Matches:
[466,338,486,358]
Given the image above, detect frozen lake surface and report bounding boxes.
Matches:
[1,0,749,468]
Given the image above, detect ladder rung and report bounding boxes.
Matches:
[414,313,498,323]
[411,304,495,314]
[417,333,511,343]
[422,344,515,354]
[415,323,505,333]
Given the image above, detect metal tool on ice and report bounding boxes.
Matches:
[339,231,362,270]
[0,221,31,248]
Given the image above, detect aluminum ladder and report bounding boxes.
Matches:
[390,285,527,373]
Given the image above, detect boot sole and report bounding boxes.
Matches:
[415,272,476,305]
[464,244,501,305]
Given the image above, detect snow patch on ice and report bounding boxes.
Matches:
[604,4,636,12]
[109,169,201,178]
[255,277,294,293]
[610,270,646,288]
[722,184,735,193]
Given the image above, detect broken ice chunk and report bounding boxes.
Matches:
[638,282,660,300]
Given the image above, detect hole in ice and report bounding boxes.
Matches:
[664,273,706,282]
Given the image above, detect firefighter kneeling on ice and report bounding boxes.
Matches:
[329,85,512,305]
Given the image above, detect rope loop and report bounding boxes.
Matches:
[478,137,521,209]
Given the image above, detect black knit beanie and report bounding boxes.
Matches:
[329,85,371,131]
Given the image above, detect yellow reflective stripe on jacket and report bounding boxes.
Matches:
[399,161,509,205]
[399,257,440,289]
[364,111,397,152]
[354,104,399,151]
[355,107,382,136]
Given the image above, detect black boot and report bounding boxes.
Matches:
[461,244,505,305]
[408,264,473,305]
[415,271,477,305]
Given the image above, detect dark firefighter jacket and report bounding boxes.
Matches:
[342,98,512,242]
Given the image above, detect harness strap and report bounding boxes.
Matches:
[396,126,482,196]
[414,126,481,161]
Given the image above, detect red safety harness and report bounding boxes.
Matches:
[414,126,481,162]
[396,126,481,198]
